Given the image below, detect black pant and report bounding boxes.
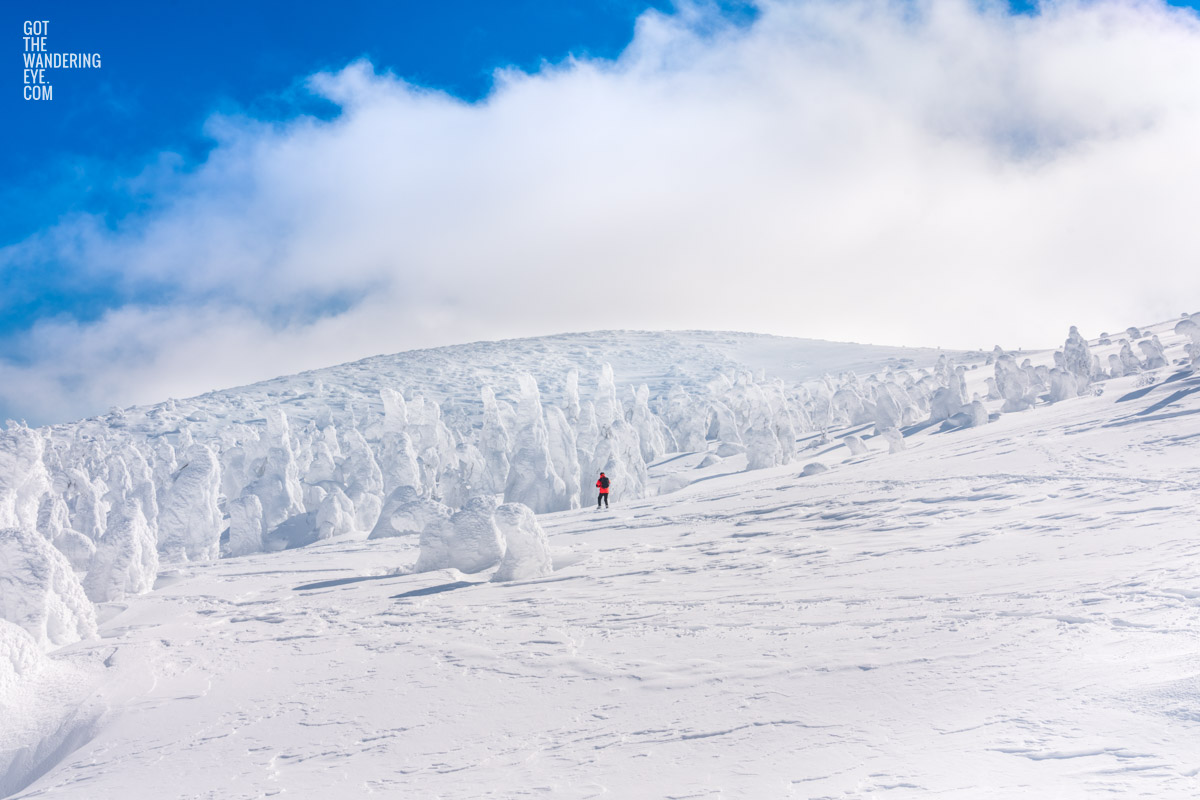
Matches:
[597,492,608,508]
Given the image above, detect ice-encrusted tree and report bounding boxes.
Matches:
[929,387,966,421]
[1138,336,1168,369]
[588,419,648,502]
[764,381,799,464]
[338,428,384,530]
[1118,340,1143,374]
[1047,369,1079,403]
[564,369,582,423]
[504,374,569,513]
[315,487,356,540]
[544,405,582,510]
[628,384,676,463]
[706,399,741,444]
[594,363,621,428]
[369,485,452,540]
[0,526,97,648]
[742,385,786,470]
[1175,318,1200,367]
[994,353,1037,412]
[158,444,223,563]
[438,442,489,510]
[407,396,457,493]
[0,425,51,533]
[1,618,44,697]
[574,401,600,468]
[478,385,511,496]
[491,503,553,582]
[378,388,423,497]
[84,498,158,603]
[663,386,708,453]
[1062,326,1092,392]
[414,495,504,574]
[227,494,265,557]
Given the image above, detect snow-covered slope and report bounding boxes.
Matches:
[55,330,960,437]
[3,320,1199,797]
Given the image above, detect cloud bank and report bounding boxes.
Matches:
[4,0,1200,424]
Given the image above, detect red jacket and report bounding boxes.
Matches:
[596,477,610,494]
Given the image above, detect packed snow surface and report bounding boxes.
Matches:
[3,323,1200,797]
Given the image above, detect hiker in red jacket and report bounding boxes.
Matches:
[596,473,610,510]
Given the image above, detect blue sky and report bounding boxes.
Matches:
[5,0,691,334]
[4,0,1200,424]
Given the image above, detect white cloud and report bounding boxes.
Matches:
[4,0,1200,424]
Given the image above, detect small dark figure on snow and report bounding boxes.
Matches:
[596,473,610,509]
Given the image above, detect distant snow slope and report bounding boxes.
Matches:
[61,330,957,436]
[3,320,1199,797]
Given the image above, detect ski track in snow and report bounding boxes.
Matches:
[5,324,1200,798]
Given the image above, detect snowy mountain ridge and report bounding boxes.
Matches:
[2,318,1199,797]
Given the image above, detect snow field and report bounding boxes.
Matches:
[1,318,1199,796]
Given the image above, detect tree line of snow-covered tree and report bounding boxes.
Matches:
[3,320,1198,661]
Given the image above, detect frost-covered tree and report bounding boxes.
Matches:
[1062,326,1092,392]
[227,494,265,557]
[414,495,503,574]
[491,503,552,582]
[706,399,741,444]
[1047,369,1079,403]
[628,385,676,463]
[478,386,511,495]
[594,363,621,428]
[544,406,581,510]
[315,487,356,540]
[84,498,158,603]
[370,486,452,540]
[1107,353,1126,378]
[742,385,785,470]
[1175,318,1200,367]
[407,396,457,492]
[994,353,1037,412]
[504,374,569,513]
[882,428,906,453]
[588,419,647,502]
[1118,340,1142,374]
[575,397,600,456]
[564,369,581,424]
[0,526,97,648]
[377,388,423,497]
[929,387,966,421]
[158,444,223,562]
[1138,336,1168,369]
[663,386,708,453]
[843,435,868,456]
[0,425,50,533]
